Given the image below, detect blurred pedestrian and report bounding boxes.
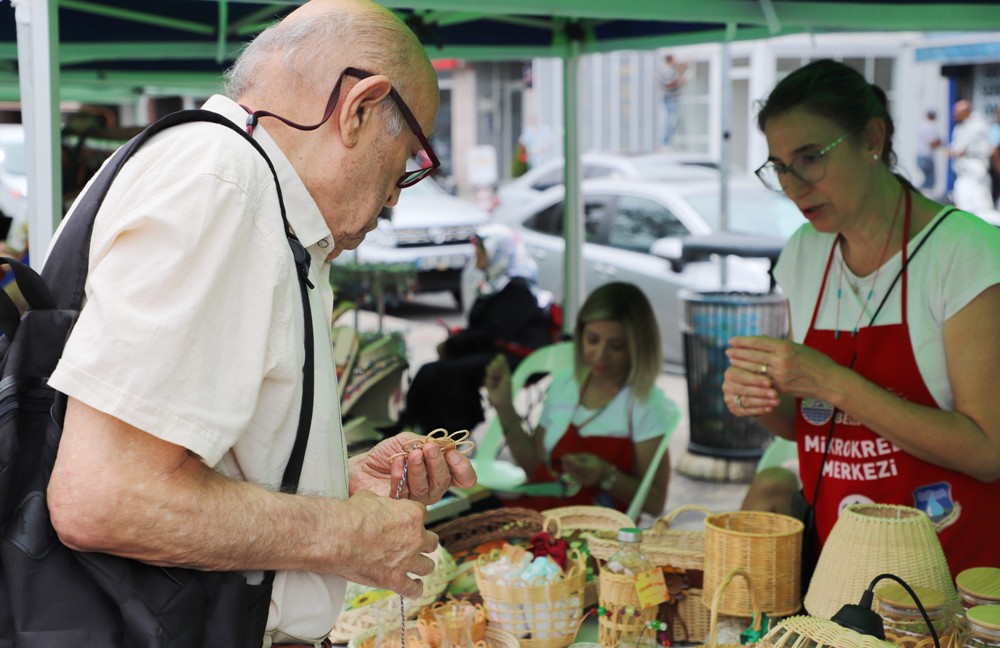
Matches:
[948,99,993,213]
[989,105,1000,207]
[916,109,942,192]
[659,53,688,148]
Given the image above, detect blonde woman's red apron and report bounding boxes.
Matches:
[797,211,999,576]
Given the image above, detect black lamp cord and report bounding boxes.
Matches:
[861,573,941,648]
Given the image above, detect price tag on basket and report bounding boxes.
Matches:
[636,567,669,609]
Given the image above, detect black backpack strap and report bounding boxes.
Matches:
[39,108,314,492]
[0,256,55,339]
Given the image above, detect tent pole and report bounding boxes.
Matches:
[561,36,583,334]
[13,0,61,270]
[719,39,732,287]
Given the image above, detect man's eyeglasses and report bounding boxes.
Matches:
[244,66,440,189]
[754,132,852,193]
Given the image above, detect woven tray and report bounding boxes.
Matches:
[703,511,803,617]
[432,507,546,555]
[587,504,709,570]
[694,568,764,648]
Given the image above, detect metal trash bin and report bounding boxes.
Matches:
[679,290,789,462]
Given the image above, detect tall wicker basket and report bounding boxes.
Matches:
[587,505,712,643]
[703,511,803,617]
[597,569,660,647]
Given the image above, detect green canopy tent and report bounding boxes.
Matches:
[5,0,1000,323]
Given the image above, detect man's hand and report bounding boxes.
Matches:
[350,432,477,504]
[335,490,439,598]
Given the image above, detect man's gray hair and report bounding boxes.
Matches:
[224,8,417,137]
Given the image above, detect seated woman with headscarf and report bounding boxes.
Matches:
[401,223,552,434]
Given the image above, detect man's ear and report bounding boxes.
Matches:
[339,75,393,148]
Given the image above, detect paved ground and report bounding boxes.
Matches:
[351,307,749,527]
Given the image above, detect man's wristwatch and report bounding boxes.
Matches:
[599,464,618,491]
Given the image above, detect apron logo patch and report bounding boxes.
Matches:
[913,481,961,532]
[838,493,875,514]
[801,398,834,426]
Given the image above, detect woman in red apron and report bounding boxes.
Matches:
[723,60,1000,577]
[483,282,680,516]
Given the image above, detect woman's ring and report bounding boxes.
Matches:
[760,363,768,375]
[735,394,744,409]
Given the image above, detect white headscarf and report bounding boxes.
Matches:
[475,223,539,296]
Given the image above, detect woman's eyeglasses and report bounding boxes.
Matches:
[244,66,440,189]
[754,132,852,193]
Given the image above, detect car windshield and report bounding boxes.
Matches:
[684,189,806,239]
[0,140,26,175]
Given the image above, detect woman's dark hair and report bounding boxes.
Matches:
[757,59,902,171]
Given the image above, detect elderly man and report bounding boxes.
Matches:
[44,1,475,646]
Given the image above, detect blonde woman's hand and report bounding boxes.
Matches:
[560,453,607,487]
[483,354,512,407]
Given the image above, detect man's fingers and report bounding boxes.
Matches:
[420,530,439,555]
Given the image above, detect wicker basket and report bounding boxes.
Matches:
[417,600,488,648]
[586,505,712,644]
[432,507,546,555]
[694,568,765,648]
[597,570,660,647]
[474,546,587,648]
[348,620,520,648]
[756,615,898,648]
[329,545,456,643]
[542,505,634,610]
[703,511,803,617]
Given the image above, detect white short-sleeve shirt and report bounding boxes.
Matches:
[49,95,348,644]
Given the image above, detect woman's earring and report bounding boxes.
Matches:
[872,154,879,161]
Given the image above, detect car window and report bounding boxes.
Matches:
[531,168,564,192]
[583,195,615,243]
[523,201,563,235]
[584,164,618,180]
[684,189,806,239]
[0,140,26,175]
[608,194,690,252]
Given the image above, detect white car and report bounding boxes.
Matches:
[0,124,27,251]
[332,176,489,309]
[487,175,807,367]
[494,151,743,221]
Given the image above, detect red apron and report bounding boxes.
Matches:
[798,204,1000,576]
[505,416,635,512]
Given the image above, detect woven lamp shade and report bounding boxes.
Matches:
[804,503,956,620]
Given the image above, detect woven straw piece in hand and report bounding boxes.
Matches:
[804,503,957,620]
[695,568,765,648]
[703,511,803,617]
[756,615,898,648]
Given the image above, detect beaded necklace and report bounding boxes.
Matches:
[834,185,904,339]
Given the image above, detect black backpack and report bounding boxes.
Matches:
[0,110,316,647]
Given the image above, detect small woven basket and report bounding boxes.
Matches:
[417,600,488,648]
[703,511,803,617]
[348,620,519,648]
[756,615,898,648]
[597,570,660,647]
[474,545,587,648]
[694,568,764,648]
